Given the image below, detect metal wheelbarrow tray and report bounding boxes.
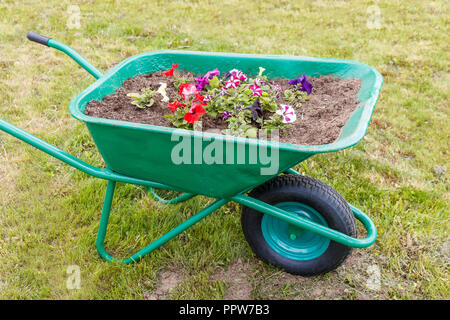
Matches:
[0,32,383,276]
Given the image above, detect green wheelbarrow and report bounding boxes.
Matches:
[0,32,382,276]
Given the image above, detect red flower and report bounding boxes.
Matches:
[195,93,207,105]
[184,104,206,124]
[179,83,199,100]
[168,101,184,112]
[162,64,179,77]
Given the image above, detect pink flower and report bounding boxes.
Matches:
[276,105,297,123]
[179,83,199,100]
[225,76,240,89]
[249,83,263,97]
[229,69,247,81]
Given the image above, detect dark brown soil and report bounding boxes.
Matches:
[84,70,361,145]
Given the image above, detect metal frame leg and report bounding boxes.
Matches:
[96,180,229,264]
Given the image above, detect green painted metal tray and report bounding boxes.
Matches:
[70,50,382,198]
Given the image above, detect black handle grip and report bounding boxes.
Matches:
[27,32,50,46]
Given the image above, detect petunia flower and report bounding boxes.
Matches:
[258,67,266,77]
[255,78,264,86]
[272,83,284,99]
[249,83,263,97]
[225,75,240,89]
[273,83,283,91]
[276,104,297,123]
[245,98,263,121]
[222,71,232,82]
[287,77,301,86]
[222,111,232,121]
[157,82,169,102]
[195,76,210,91]
[168,101,185,112]
[288,74,313,95]
[194,93,207,106]
[184,103,206,124]
[179,83,199,100]
[204,68,220,79]
[162,64,179,77]
[229,69,240,77]
[229,69,247,81]
[194,68,221,91]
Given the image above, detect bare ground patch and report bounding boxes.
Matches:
[210,259,254,300]
[143,269,184,300]
[251,250,392,300]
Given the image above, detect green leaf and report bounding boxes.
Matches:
[209,111,218,119]
[208,76,220,89]
[127,93,142,99]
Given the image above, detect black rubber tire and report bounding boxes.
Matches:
[241,174,356,276]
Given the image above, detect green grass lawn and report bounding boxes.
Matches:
[0,0,448,299]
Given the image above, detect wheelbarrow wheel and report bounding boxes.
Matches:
[241,174,356,276]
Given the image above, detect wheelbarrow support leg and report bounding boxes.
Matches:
[96,180,229,264]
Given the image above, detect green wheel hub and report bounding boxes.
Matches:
[261,202,330,260]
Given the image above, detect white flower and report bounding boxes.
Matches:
[157,82,169,103]
[258,67,266,77]
[276,105,297,123]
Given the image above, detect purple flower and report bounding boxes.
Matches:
[195,76,210,91]
[222,72,232,82]
[288,75,313,94]
[222,111,232,121]
[245,98,263,121]
[204,68,220,79]
[195,69,221,91]
[272,83,284,98]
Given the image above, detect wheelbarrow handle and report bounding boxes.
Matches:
[27,31,51,46]
[0,33,179,190]
[26,31,103,79]
[0,118,180,190]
